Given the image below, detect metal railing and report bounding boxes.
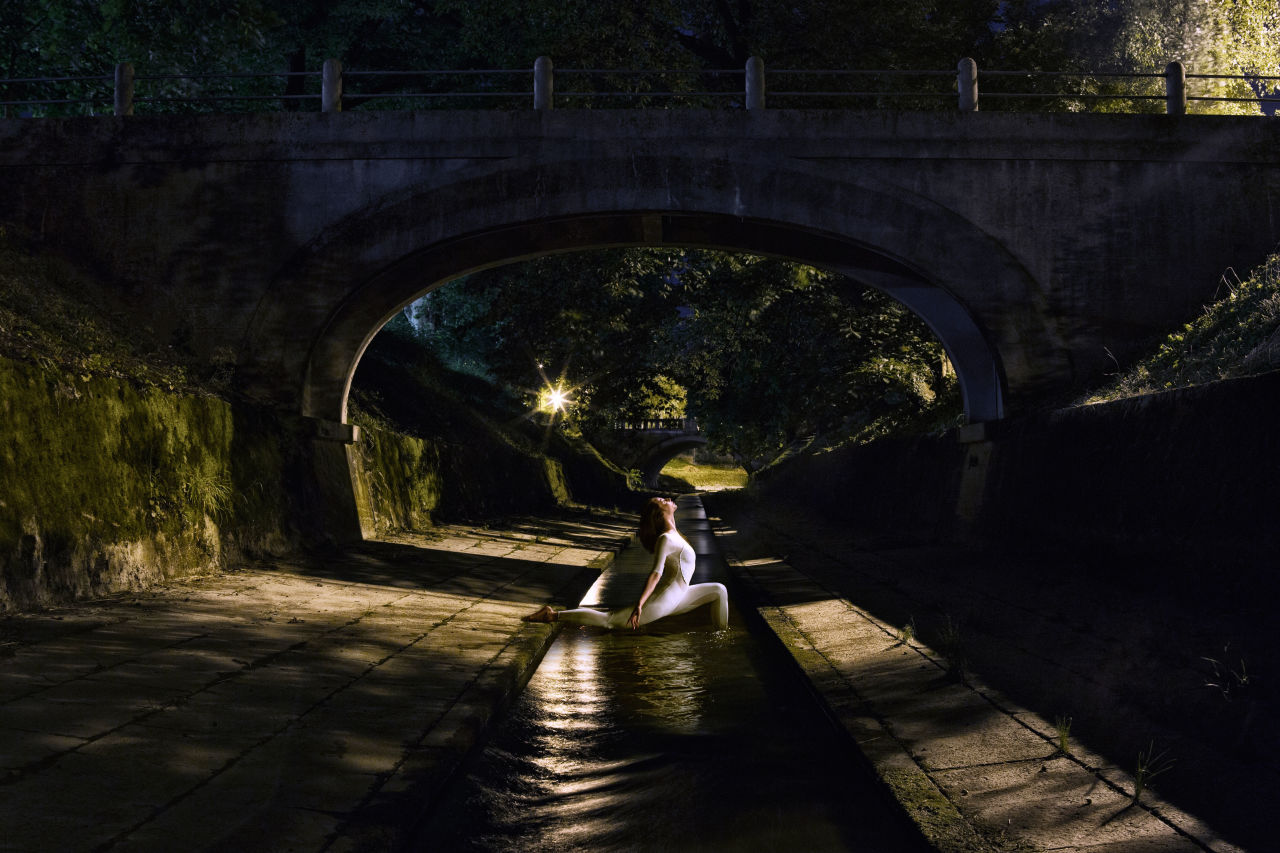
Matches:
[2,57,1278,117]
[613,418,700,433]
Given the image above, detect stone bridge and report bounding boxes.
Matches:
[598,419,708,486]
[1,108,1277,527]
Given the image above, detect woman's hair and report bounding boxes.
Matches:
[638,497,668,553]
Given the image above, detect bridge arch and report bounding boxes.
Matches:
[638,434,711,488]
[241,154,1054,427]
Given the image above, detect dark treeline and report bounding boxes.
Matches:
[3,2,1277,109]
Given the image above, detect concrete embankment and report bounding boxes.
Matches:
[0,512,631,852]
[0,354,631,613]
[716,375,1280,851]
[706,496,1260,852]
[754,368,1280,565]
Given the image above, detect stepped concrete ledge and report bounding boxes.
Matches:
[706,501,1251,853]
[0,511,632,853]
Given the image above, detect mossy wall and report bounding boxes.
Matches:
[350,421,556,533]
[348,419,633,536]
[0,356,298,612]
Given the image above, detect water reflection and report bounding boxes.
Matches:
[417,499,921,853]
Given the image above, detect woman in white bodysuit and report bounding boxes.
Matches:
[524,497,729,630]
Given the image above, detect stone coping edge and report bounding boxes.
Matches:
[722,552,993,853]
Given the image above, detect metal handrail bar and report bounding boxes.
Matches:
[774,69,954,76]
[771,90,954,97]
[1,98,107,106]
[137,71,319,80]
[557,91,736,97]
[981,69,1167,78]
[983,92,1166,100]
[136,94,320,102]
[0,74,111,84]
[1189,72,1280,80]
[340,91,526,98]
[344,69,531,76]
[1189,95,1279,103]
[8,67,1277,85]
[558,69,741,75]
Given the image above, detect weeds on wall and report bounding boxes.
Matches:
[892,617,917,648]
[936,614,967,680]
[1132,741,1175,805]
[1202,647,1253,703]
[1081,252,1280,404]
[1054,715,1072,756]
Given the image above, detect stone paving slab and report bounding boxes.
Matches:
[707,506,1244,853]
[0,511,632,852]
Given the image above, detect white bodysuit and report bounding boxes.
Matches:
[557,530,729,629]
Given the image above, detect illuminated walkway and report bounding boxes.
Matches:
[0,512,631,852]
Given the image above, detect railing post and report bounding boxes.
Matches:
[322,58,343,112]
[957,57,978,111]
[113,62,134,116]
[1165,60,1186,115]
[534,56,553,110]
[745,56,765,110]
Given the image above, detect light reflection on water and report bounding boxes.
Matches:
[416,500,921,853]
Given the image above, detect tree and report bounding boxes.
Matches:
[403,249,959,469]
[991,0,1280,114]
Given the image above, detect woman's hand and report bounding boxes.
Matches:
[628,606,642,630]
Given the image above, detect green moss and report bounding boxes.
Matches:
[0,355,295,611]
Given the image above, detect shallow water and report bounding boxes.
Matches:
[415,497,924,852]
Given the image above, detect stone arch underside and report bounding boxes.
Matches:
[240,155,1060,427]
[638,435,711,487]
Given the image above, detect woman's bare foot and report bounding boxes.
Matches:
[522,605,557,623]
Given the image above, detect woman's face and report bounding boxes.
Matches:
[658,498,676,522]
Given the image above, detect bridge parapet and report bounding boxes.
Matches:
[5,57,1277,117]
[612,418,700,433]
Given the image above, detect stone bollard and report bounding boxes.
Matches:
[322,58,343,112]
[745,56,765,110]
[534,56,553,110]
[114,62,134,116]
[957,57,978,112]
[1165,60,1186,115]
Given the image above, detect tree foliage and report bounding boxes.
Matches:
[5,1,1277,115]
[405,249,959,468]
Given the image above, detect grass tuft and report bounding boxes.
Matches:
[1081,253,1280,404]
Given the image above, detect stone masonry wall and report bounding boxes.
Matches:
[754,369,1280,565]
[0,356,297,612]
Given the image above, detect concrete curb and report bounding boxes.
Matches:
[724,551,993,853]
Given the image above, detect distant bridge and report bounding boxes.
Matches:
[608,419,707,487]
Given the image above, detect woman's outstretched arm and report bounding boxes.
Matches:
[628,532,678,629]
[627,570,662,629]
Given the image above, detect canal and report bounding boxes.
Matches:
[414,496,926,852]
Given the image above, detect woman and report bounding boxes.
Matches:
[524,497,729,630]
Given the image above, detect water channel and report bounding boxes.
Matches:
[415,496,926,852]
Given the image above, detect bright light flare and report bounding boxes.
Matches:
[540,385,572,413]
